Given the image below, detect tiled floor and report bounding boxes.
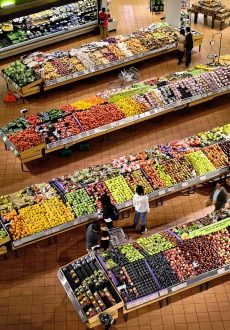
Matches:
[0,0,230,329]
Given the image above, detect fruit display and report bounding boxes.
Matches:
[147,253,179,289]
[186,151,216,175]
[85,181,116,209]
[8,127,44,152]
[124,170,153,194]
[154,164,176,187]
[161,157,195,183]
[65,189,96,218]
[112,260,159,303]
[136,233,175,255]
[3,61,36,87]
[203,144,229,168]
[0,123,229,244]
[114,97,143,117]
[105,176,134,204]
[8,197,74,240]
[219,140,230,159]
[209,229,230,264]
[177,235,225,275]
[118,244,144,262]
[100,248,130,269]
[164,247,196,281]
[60,254,122,321]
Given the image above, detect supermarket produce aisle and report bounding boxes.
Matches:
[0,1,230,330]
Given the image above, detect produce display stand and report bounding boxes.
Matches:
[0,0,101,60]
[58,215,230,327]
[189,2,230,30]
[57,253,124,328]
[0,28,204,99]
[4,164,229,251]
[121,264,230,318]
[2,83,229,169]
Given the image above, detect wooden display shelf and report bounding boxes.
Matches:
[0,246,7,256]
[0,235,10,246]
[8,166,229,250]
[0,31,203,98]
[122,268,230,316]
[43,47,177,92]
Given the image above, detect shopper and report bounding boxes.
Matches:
[99,7,109,40]
[185,27,193,67]
[132,185,150,233]
[209,182,228,210]
[101,194,119,229]
[86,223,101,252]
[177,29,185,65]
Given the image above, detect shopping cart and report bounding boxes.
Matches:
[118,67,141,87]
[108,227,129,247]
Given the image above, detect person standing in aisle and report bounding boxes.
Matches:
[132,185,150,233]
[101,194,119,229]
[86,223,101,252]
[177,29,185,65]
[185,27,193,67]
[209,182,228,210]
[99,7,109,40]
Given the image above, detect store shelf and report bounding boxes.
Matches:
[8,165,229,250]
[0,21,98,60]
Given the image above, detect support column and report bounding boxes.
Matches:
[165,0,181,27]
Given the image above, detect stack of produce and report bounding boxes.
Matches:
[105,176,134,204]
[8,126,44,152]
[136,233,176,255]
[65,189,96,218]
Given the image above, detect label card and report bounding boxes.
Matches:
[171,282,187,292]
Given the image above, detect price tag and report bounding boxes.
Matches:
[200,175,206,181]
[74,220,78,226]
[168,187,174,192]
[3,136,7,142]
[182,182,188,187]
[150,109,156,114]
[139,113,145,118]
[159,189,166,196]
[144,111,151,117]
[217,268,225,275]
[10,146,14,152]
[171,282,187,292]
[159,289,169,296]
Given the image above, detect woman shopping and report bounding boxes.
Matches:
[177,28,185,65]
[132,185,150,233]
[101,194,119,229]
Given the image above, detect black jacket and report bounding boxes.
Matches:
[211,187,228,209]
[185,33,193,50]
[86,224,100,250]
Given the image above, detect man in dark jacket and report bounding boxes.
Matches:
[86,223,100,251]
[185,27,193,67]
[210,182,228,210]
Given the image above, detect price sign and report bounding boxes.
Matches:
[200,175,206,181]
[159,289,169,296]
[217,268,225,275]
[139,113,145,118]
[3,136,7,142]
[10,146,14,152]
[171,282,187,292]
[182,182,188,187]
[168,187,174,192]
[144,111,151,117]
[159,189,166,196]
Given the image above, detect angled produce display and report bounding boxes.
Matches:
[0,123,229,249]
[58,209,230,324]
[1,59,229,164]
[0,22,204,96]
